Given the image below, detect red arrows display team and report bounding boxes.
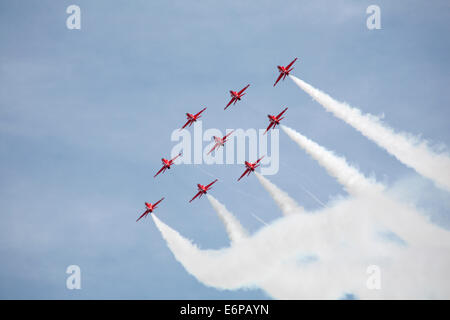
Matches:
[265,107,288,134]
[136,198,164,222]
[154,152,182,178]
[180,107,207,130]
[273,58,297,87]
[138,57,299,222]
[238,156,264,181]
[189,179,218,202]
[225,84,250,110]
[207,130,235,155]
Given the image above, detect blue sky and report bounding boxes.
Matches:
[0,0,449,299]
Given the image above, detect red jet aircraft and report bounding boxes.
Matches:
[181,107,207,130]
[136,198,164,222]
[225,84,250,110]
[154,152,182,178]
[273,58,297,87]
[238,156,264,181]
[207,130,235,155]
[189,179,218,202]
[264,107,288,134]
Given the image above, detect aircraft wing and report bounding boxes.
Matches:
[154,197,165,207]
[276,107,288,119]
[207,143,219,155]
[189,191,202,203]
[206,179,218,189]
[224,130,235,140]
[256,156,265,163]
[225,97,235,110]
[194,107,207,118]
[136,209,150,222]
[264,122,274,134]
[238,84,250,95]
[153,166,166,178]
[181,120,192,130]
[286,57,297,70]
[238,169,250,181]
[170,152,182,163]
[273,73,284,87]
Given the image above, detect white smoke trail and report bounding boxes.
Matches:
[151,212,305,290]
[151,214,239,289]
[281,160,328,207]
[151,195,450,298]
[281,124,450,247]
[152,77,450,297]
[297,183,327,208]
[207,194,248,244]
[250,211,269,226]
[154,129,450,298]
[254,172,304,215]
[289,75,450,193]
[281,125,384,196]
[151,206,366,293]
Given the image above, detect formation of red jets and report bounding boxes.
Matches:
[137,58,298,220]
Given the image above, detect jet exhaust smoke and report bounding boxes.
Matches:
[151,194,450,298]
[289,75,450,193]
[250,212,269,226]
[254,172,304,215]
[152,126,450,297]
[207,194,248,244]
[149,76,450,299]
[280,124,450,247]
[281,125,384,196]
